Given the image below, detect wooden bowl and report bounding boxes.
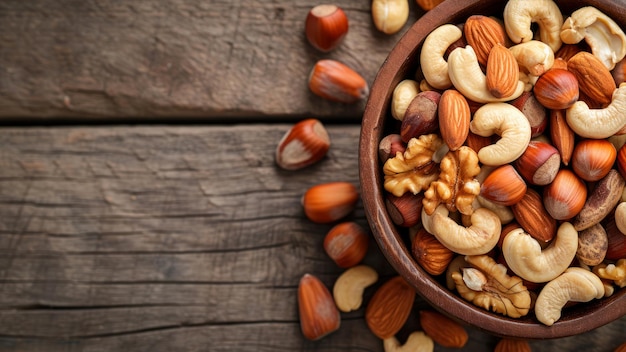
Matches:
[359,0,626,339]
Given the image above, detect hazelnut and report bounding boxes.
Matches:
[378,134,406,161]
[385,192,423,227]
[298,273,341,340]
[533,68,579,110]
[411,228,454,276]
[543,169,587,220]
[514,140,560,185]
[323,221,369,268]
[480,164,527,206]
[308,59,369,103]
[571,139,617,182]
[275,119,330,170]
[302,182,359,223]
[400,90,441,143]
[509,92,548,137]
[305,4,349,52]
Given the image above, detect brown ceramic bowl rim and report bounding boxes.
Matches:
[359,0,626,339]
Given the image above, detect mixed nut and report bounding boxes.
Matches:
[382,0,626,327]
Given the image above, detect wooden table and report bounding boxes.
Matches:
[0,1,624,351]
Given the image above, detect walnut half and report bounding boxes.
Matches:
[451,255,531,318]
[423,146,481,215]
[383,134,443,197]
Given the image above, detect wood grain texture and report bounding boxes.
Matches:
[0,1,422,121]
[0,125,624,351]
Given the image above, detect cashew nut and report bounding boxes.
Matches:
[421,204,449,235]
[428,207,501,255]
[615,202,626,235]
[391,79,420,121]
[333,265,378,312]
[446,255,470,290]
[383,331,434,352]
[502,222,578,283]
[509,40,555,76]
[447,46,525,103]
[566,83,626,139]
[561,6,626,70]
[420,24,462,90]
[476,195,515,224]
[469,103,532,166]
[503,0,564,53]
[535,267,605,326]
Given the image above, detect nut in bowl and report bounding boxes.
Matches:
[359,0,626,339]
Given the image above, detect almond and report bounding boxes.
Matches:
[419,310,468,348]
[365,276,415,339]
[438,89,470,151]
[494,338,531,352]
[486,43,520,99]
[567,51,616,108]
[298,273,341,340]
[511,188,557,243]
[464,15,507,66]
[549,109,575,165]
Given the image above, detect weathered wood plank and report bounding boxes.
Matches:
[0,125,624,351]
[0,1,423,121]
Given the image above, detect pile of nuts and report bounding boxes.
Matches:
[381,0,626,328]
[276,0,626,350]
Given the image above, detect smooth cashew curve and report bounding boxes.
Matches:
[615,202,626,235]
[428,207,501,255]
[561,6,626,70]
[421,204,449,235]
[470,103,532,166]
[383,331,434,352]
[509,40,555,77]
[333,265,378,313]
[502,222,578,283]
[566,83,626,139]
[535,267,605,326]
[503,0,563,53]
[447,46,525,103]
[420,24,462,90]
[391,79,420,121]
[476,196,515,224]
